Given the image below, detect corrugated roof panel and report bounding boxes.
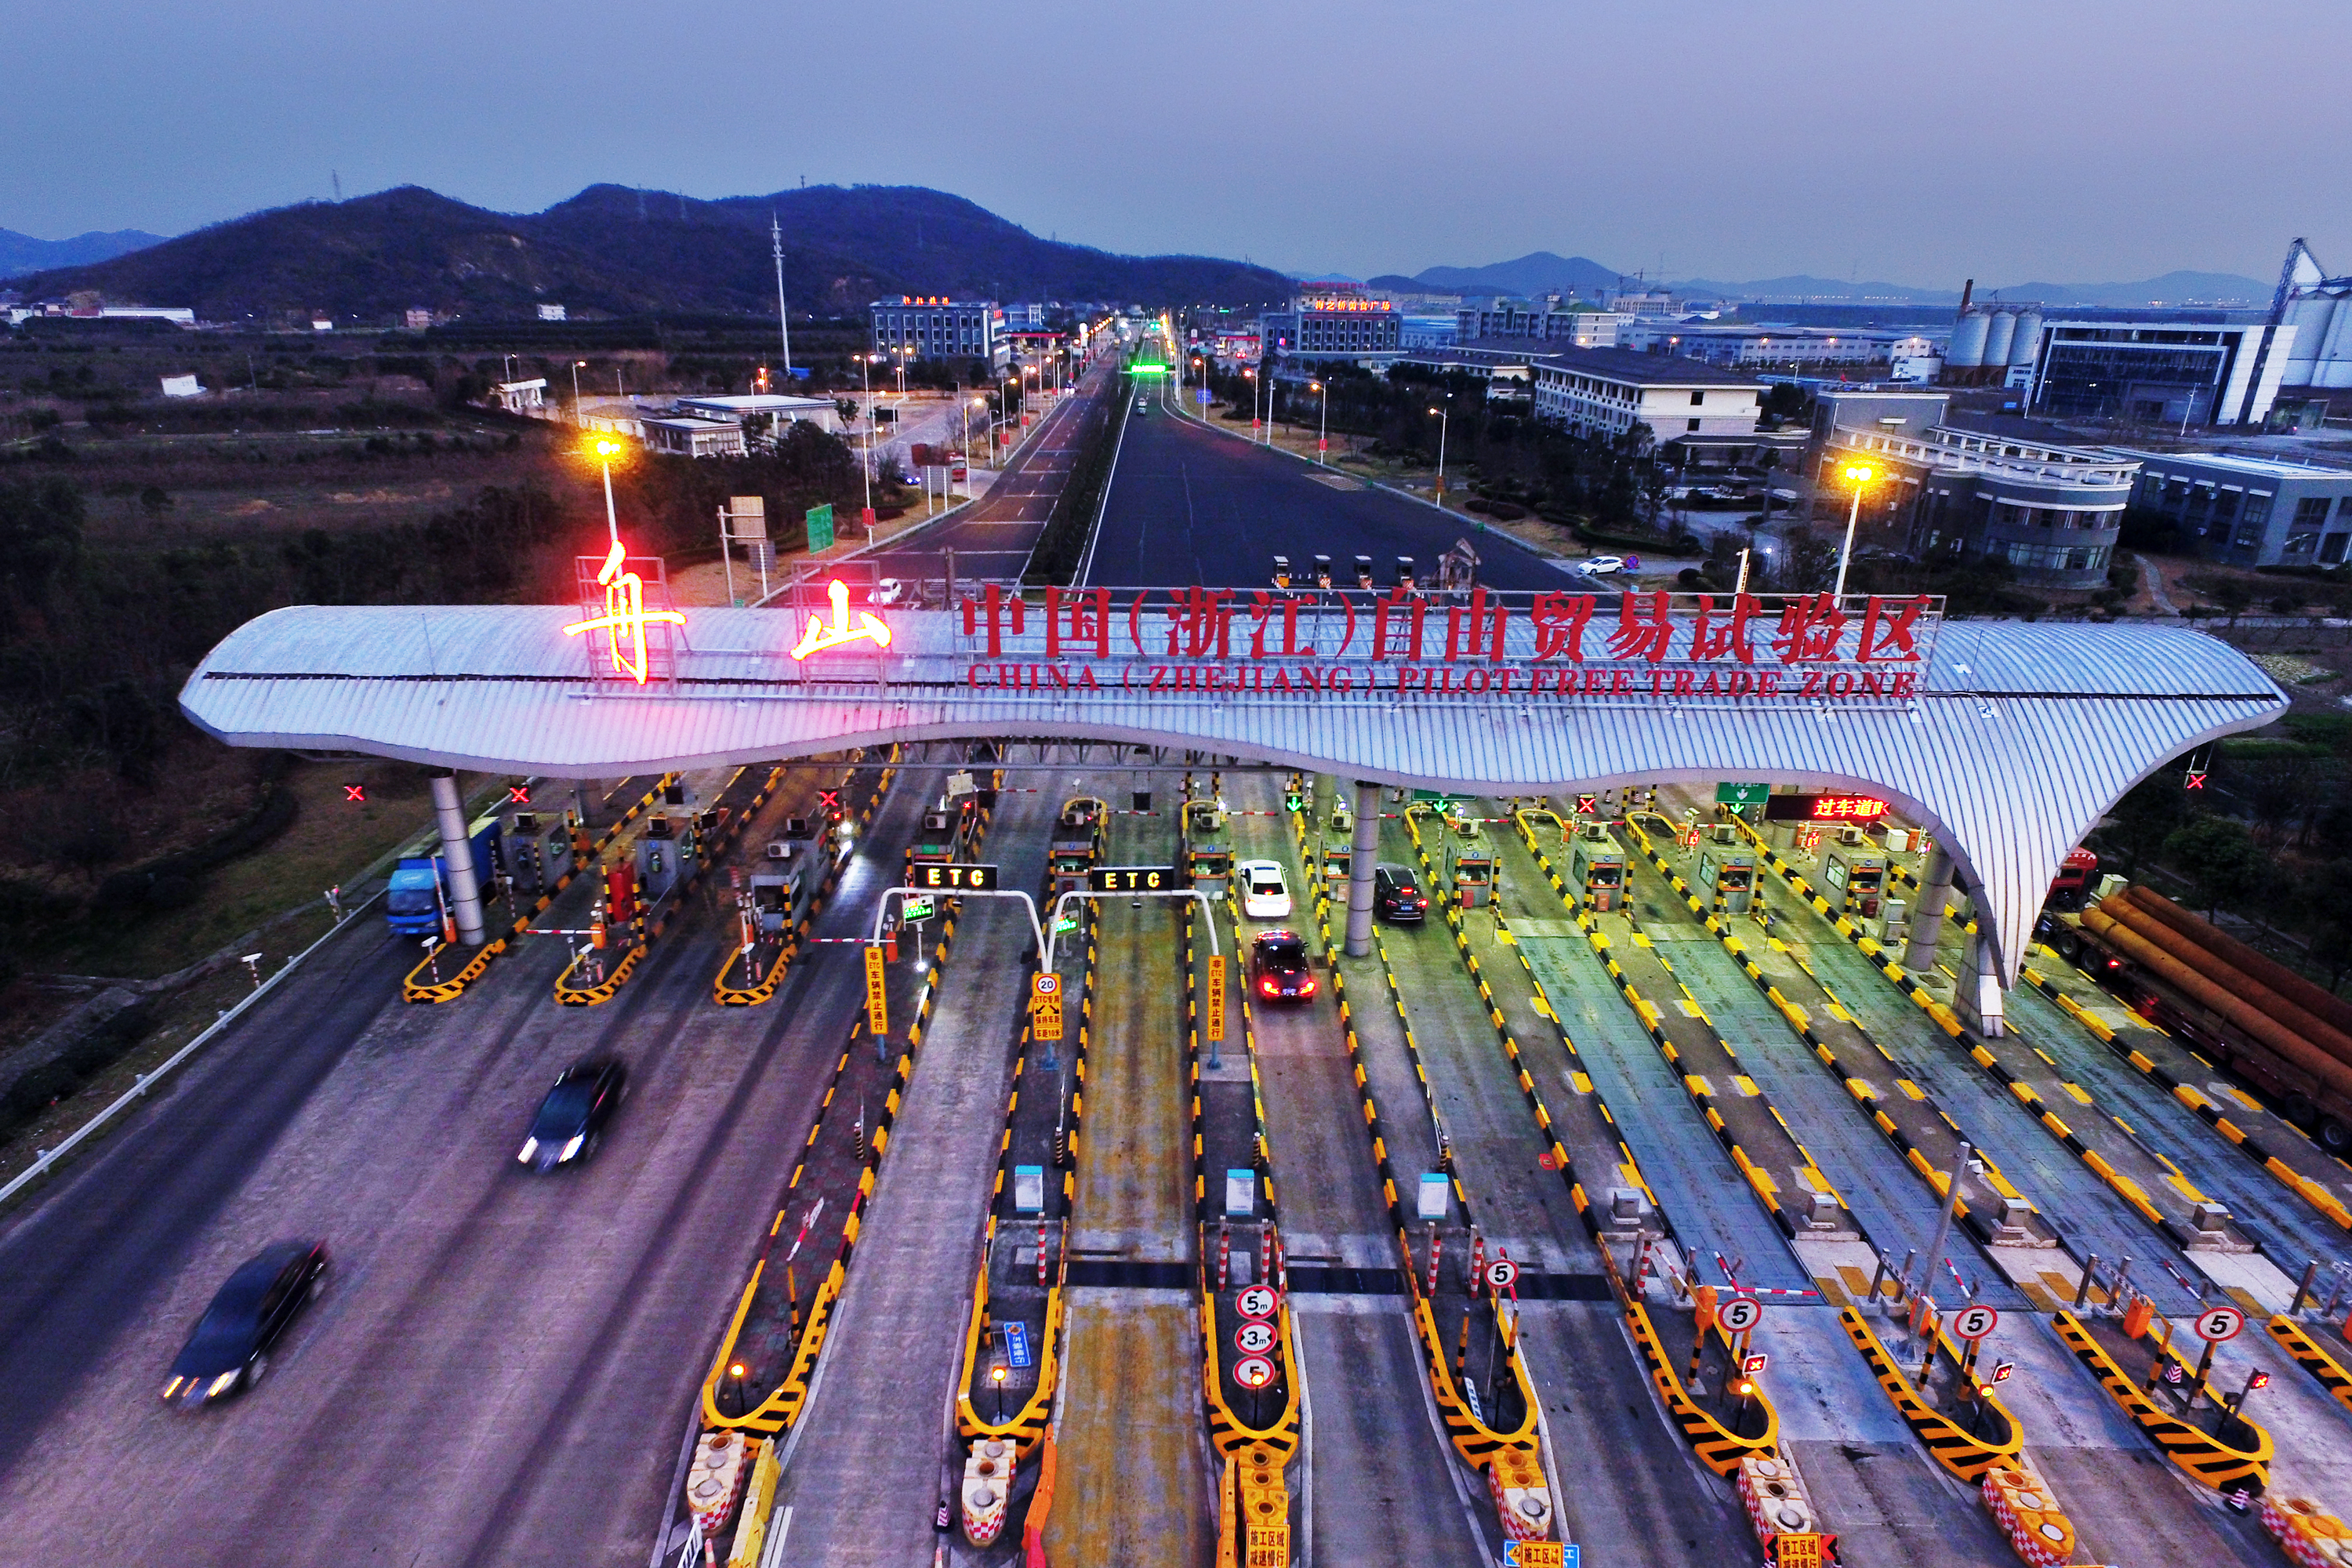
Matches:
[182,605,2283,985]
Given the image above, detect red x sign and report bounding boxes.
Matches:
[818,789,843,815]
[2185,771,2207,789]
[1575,793,1598,815]
[343,783,366,803]
[507,785,532,804]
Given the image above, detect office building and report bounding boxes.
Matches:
[1813,390,2136,590]
[2118,450,2352,566]
[869,297,1007,368]
[1525,344,1762,443]
[1261,290,1400,359]
[1454,296,1630,347]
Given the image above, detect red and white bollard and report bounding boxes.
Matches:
[1260,1223,1274,1289]
[1428,1229,1443,1297]
[1470,1231,1487,1298]
[1036,1220,1048,1289]
[1218,1225,1231,1291]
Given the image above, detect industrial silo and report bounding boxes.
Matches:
[1946,307,1990,368]
[2008,310,2043,368]
[1981,310,2017,370]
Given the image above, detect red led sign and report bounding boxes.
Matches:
[1762,793,1889,823]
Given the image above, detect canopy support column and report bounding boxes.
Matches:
[1345,781,1381,957]
[430,771,489,948]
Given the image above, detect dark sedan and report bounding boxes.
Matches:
[518,1058,626,1171]
[161,1239,329,1407]
[1374,862,1428,924]
[1249,931,1317,1002]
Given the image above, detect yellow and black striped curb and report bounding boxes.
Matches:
[1617,1283,1780,1473]
[956,897,1103,1451]
[2019,963,2352,1234]
[701,789,995,1433]
[713,763,898,1005]
[401,772,677,1003]
[1189,892,1300,1461]
[2051,1309,2271,1492]
[1620,816,2044,1254]
[555,764,788,1006]
[1838,1308,2021,1482]
[2263,1313,2352,1419]
[1730,817,2229,1252]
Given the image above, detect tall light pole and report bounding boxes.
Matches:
[571,360,586,428]
[856,353,881,524]
[1428,405,1450,503]
[1311,379,1327,466]
[1834,461,1876,600]
[591,436,624,545]
[968,394,987,472]
[1243,367,1258,440]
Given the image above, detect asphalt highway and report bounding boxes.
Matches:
[1087,383,1598,592]
[0,770,924,1566]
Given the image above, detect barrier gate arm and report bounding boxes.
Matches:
[866,886,1046,960]
[1042,889,1221,969]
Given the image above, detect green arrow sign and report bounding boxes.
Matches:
[805,503,835,553]
[1716,782,1769,806]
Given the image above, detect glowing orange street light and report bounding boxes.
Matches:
[1835,462,1878,599]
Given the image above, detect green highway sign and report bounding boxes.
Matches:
[1716,782,1769,806]
[805,503,835,553]
[899,898,935,923]
[1128,363,1167,376]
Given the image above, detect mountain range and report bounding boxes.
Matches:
[0,227,168,280]
[1366,250,2275,308]
[5,185,1297,321]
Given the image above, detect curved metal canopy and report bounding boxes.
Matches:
[181,602,2282,985]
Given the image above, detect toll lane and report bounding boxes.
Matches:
[0,766,928,1567]
[773,783,1058,1565]
[1375,804,1757,1564]
[1044,804,1211,1568]
[1226,789,1488,1564]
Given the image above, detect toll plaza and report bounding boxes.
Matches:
[1439,810,1497,909]
[1048,795,1105,900]
[176,587,2298,1566]
[1817,844,1888,921]
[1182,790,1232,884]
[1695,843,1755,913]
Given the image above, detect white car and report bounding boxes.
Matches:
[1581,555,1625,576]
[873,579,909,608]
[1236,860,1292,920]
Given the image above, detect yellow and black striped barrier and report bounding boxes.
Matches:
[401,772,676,1003]
[1609,1252,1780,1474]
[2264,1313,2352,1418]
[2052,1309,2271,1493]
[1838,1308,2020,1481]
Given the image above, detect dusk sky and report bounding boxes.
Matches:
[7,0,2347,288]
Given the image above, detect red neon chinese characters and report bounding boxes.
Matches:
[1770,593,1849,665]
[564,538,687,684]
[1530,593,1596,660]
[1608,592,1675,665]
[1857,595,1932,662]
[1443,588,1510,662]
[1808,795,1889,822]
[1689,594,1765,663]
[789,579,892,660]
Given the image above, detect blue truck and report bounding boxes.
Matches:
[387,820,503,937]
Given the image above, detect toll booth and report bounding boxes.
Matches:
[635,816,684,905]
[748,869,804,936]
[911,797,975,873]
[1820,847,1887,919]
[1049,818,1098,898]
[1568,826,1625,913]
[502,812,575,898]
[1321,834,1353,891]
[1443,817,1496,909]
[1696,847,1755,913]
[1183,798,1231,882]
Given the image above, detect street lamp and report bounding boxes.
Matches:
[855,354,884,523]
[1310,379,1328,466]
[1428,406,1450,503]
[587,435,626,545]
[1243,367,1258,439]
[571,360,586,428]
[1834,462,1877,600]
[990,1361,1008,1422]
[967,394,987,473]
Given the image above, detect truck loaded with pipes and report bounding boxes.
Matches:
[2044,883,2352,1153]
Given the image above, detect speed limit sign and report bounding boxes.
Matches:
[1951,1305,2001,1342]
[2194,1305,2246,1343]
[1484,1258,1520,1292]
[1236,1284,1278,1321]
[1233,1355,1276,1389]
[1719,1298,1763,1335]
[1235,1320,1278,1357]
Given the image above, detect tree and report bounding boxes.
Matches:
[2162,815,2267,916]
[2099,774,2191,873]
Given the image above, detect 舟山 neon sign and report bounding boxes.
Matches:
[564,534,686,684]
[790,579,892,660]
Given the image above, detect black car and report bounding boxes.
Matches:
[518,1058,626,1171]
[1374,863,1428,924]
[1249,931,1317,1002]
[162,1240,329,1407]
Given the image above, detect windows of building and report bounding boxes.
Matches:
[1690,390,1704,406]
[2296,495,2332,531]
[2285,530,2321,556]
[2322,533,2351,565]
[1687,418,1700,432]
